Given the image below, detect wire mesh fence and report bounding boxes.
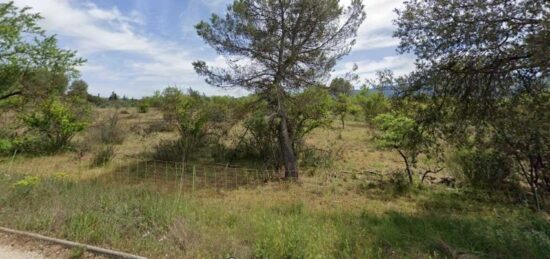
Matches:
[102,159,285,192]
[0,156,290,194]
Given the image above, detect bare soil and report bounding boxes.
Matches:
[0,232,108,259]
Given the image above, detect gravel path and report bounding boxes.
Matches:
[0,244,45,259]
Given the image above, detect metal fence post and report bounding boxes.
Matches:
[214,168,217,190]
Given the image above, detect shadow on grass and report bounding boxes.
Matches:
[324,181,550,258]
[331,208,550,258]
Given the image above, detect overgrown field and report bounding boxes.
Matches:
[1,171,549,258]
[0,108,549,258]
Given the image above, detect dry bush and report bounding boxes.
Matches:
[152,140,185,162]
[145,120,173,134]
[91,145,115,167]
[88,112,126,145]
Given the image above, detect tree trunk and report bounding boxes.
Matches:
[278,115,298,179]
[397,149,414,184]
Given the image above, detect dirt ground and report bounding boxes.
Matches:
[0,232,108,259]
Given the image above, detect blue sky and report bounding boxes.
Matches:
[11,0,415,98]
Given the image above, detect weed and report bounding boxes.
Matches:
[69,246,85,259]
[91,145,114,167]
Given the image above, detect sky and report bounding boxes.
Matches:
[10,0,415,98]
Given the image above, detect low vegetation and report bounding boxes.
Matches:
[0,0,549,258]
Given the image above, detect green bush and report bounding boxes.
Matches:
[0,138,12,155]
[448,148,513,189]
[22,98,88,152]
[137,101,149,113]
[10,135,44,154]
[389,170,411,195]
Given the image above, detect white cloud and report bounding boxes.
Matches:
[337,55,416,81]
[11,0,225,97]
[342,0,403,51]
[11,0,409,97]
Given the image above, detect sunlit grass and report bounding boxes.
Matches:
[1,111,549,258]
[0,171,548,258]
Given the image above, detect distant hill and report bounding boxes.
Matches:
[351,86,395,97]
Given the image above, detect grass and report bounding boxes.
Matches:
[0,171,548,258]
[0,109,549,258]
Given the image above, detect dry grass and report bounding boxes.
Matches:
[1,108,549,258]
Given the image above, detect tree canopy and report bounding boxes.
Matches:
[194,0,365,178]
[0,1,85,102]
[395,0,550,209]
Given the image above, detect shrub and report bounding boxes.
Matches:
[448,148,513,189]
[10,135,44,154]
[137,101,149,113]
[152,140,186,162]
[389,170,411,195]
[355,89,391,124]
[0,139,12,155]
[22,98,88,152]
[373,113,426,184]
[95,112,125,145]
[91,145,115,167]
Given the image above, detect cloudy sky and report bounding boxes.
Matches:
[11,0,415,98]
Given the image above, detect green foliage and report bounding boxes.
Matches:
[0,138,12,155]
[0,173,548,258]
[354,88,390,123]
[13,176,40,195]
[374,113,428,183]
[67,80,88,99]
[332,93,359,128]
[152,139,187,162]
[288,87,333,146]
[8,135,42,154]
[108,91,119,101]
[234,87,333,168]
[373,113,417,150]
[0,1,84,101]
[159,87,188,122]
[155,88,212,162]
[194,0,365,176]
[22,97,88,152]
[137,100,149,113]
[448,148,513,189]
[235,110,281,167]
[329,77,353,96]
[394,0,549,208]
[389,170,411,195]
[174,101,209,162]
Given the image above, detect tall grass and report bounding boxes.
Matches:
[0,171,548,258]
